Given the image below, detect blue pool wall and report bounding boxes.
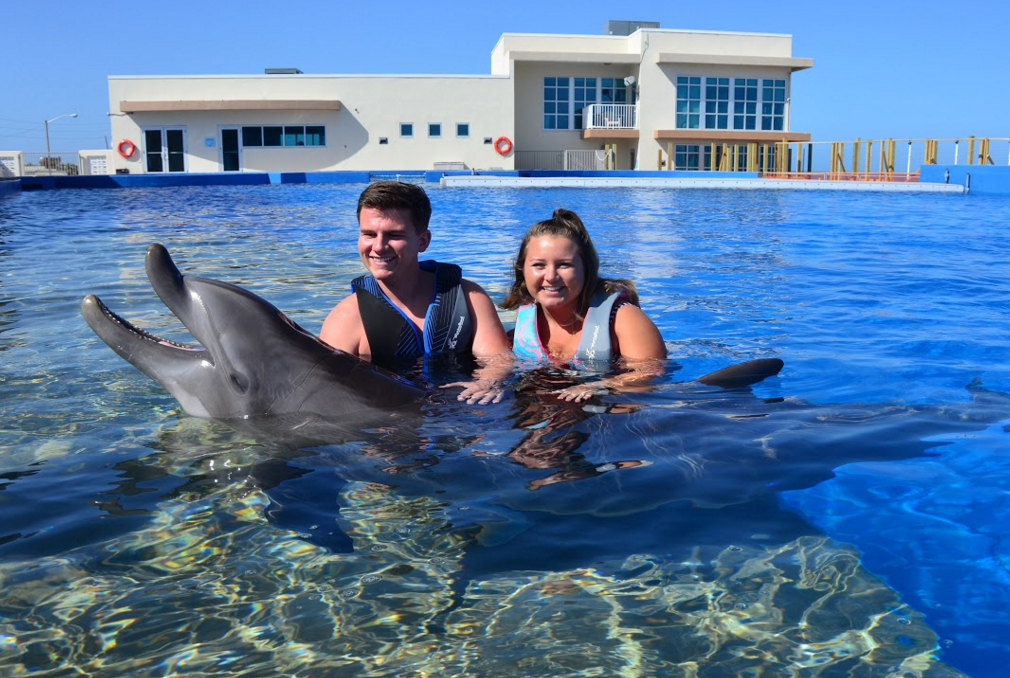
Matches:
[8,165,1010,194]
[920,165,1010,194]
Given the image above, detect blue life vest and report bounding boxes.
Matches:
[512,291,625,366]
[352,260,473,361]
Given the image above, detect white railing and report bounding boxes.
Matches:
[583,104,638,130]
[563,149,613,170]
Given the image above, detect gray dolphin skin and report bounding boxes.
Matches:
[81,243,424,423]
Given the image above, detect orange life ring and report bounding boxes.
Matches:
[117,139,136,158]
[493,136,513,156]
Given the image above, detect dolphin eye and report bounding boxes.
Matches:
[229,373,249,394]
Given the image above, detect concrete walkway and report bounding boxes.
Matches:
[441,175,965,193]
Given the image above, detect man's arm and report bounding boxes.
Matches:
[461,279,511,357]
[319,295,367,356]
[445,280,513,404]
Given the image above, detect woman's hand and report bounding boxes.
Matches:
[552,382,607,402]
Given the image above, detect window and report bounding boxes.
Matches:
[428,123,442,138]
[456,123,469,137]
[676,76,787,132]
[761,79,786,131]
[483,137,493,144]
[379,137,388,145]
[675,76,702,129]
[734,79,758,131]
[263,126,283,146]
[400,123,413,137]
[242,127,263,147]
[543,77,570,130]
[544,76,634,131]
[305,126,325,145]
[704,77,729,130]
[240,125,324,147]
[573,77,596,130]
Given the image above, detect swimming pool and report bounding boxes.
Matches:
[1,183,1007,677]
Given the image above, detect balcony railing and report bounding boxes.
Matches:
[583,104,638,130]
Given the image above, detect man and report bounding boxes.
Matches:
[321,182,511,400]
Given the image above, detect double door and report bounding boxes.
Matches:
[143,128,186,173]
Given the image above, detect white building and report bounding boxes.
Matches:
[106,21,812,175]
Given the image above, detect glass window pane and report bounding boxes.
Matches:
[284,126,304,146]
[429,123,441,137]
[544,115,555,129]
[400,123,413,137]
[305,126,325,146]
[456,123,469,137]
[557,77,569,87]
[544,77,556,86]
[263,126,283,146]
[242,127,262,146]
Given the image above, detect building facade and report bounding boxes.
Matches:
[106,23,811,175]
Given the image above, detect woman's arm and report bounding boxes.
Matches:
[612,303,667,360]
[552,304,666,402]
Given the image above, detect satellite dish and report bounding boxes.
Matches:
[624,75,636,87]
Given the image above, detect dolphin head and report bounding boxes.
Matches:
[82,244,423,421]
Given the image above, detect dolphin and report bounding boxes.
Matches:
[81,244,784,437]
[81,243,424,430]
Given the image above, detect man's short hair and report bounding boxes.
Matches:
[356,181,432,233]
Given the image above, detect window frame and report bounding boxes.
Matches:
[400,122,414,138]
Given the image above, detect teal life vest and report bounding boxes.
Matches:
[512,291,626,366]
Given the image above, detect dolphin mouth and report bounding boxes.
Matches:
[82,293,204,353]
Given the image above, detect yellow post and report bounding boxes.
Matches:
[748,143,758,172]
[887,138,896,174]
[864,141,872,178]
[967,136,975,165]
[795,142,802,173]
[657,148,663,170]
[852,138,861,174]
[710,143,717,171]
[667,142,673,171]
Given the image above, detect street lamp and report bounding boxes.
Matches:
[44,113,78,174]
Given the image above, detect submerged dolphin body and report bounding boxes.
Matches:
[81,243,424,429]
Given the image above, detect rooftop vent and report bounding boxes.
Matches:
[265,68,303,74]
[604,20,660,36]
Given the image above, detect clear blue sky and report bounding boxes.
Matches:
[3,0,1005,152]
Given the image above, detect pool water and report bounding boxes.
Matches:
[1,184,1008,677]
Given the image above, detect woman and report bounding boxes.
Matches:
[501,208,667,401]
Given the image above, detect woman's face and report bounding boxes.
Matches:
[522,235,585,313]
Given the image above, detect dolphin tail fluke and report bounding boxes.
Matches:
[695,358,784,389]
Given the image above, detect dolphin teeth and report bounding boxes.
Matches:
[91,295,201,351]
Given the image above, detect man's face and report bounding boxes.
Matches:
[357,207,431,285]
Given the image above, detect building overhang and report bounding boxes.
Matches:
[506,51,641,65]
[582,129,640,140]
[118,100,342,113]
[656,53,813,71]
[654,130,811,143]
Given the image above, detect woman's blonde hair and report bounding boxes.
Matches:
[500,208,638,314]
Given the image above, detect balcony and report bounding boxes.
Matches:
[582,104,639,140]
